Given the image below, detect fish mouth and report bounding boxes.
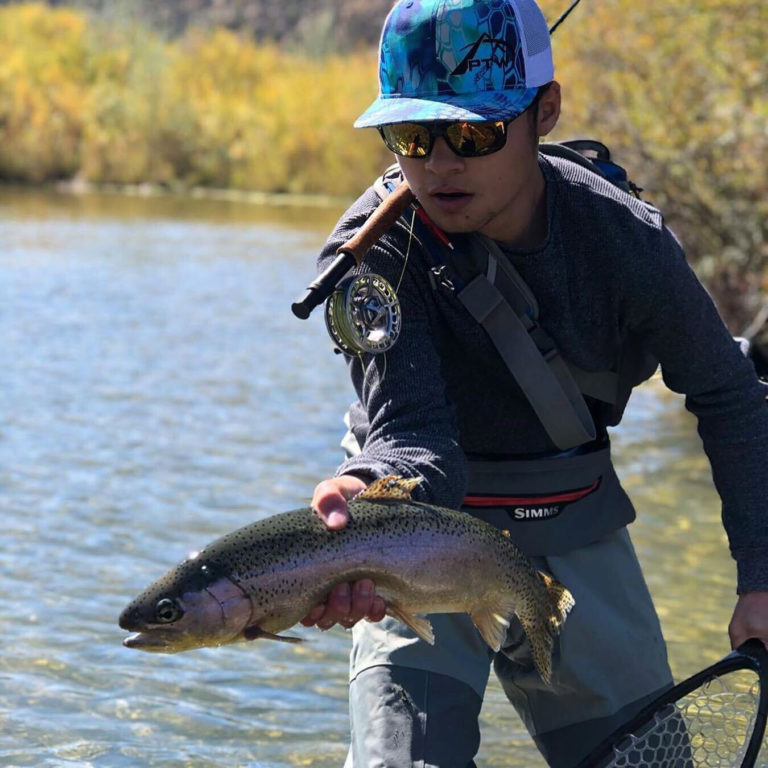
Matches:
[122,631,179,653]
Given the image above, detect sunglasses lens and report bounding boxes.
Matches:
[379,121,507,158]
[445,121,506,157]
[380,124,431,158]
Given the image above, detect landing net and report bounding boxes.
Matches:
[595,669,765,768]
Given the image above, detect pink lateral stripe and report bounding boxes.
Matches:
[463,477,601,507]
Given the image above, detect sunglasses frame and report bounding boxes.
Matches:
[378,119,511,159]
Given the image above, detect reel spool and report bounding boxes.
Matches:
[325,273,402,356]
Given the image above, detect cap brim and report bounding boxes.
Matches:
[354,87,538,128]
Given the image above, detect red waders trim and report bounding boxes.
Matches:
[463,477,601,507]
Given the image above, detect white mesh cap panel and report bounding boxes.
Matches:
[510,0,555,85]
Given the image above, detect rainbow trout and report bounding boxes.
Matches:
[119,476,574,682]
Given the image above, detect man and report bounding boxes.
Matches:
[301,0,768,765]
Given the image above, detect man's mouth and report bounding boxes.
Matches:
[431,188,471,200]
[428,189,473,211]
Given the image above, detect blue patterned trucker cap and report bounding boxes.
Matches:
[355,0,554,128]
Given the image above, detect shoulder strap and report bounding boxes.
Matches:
[458,236,596,450]
[483,235,622,406]
[540,140,642,197]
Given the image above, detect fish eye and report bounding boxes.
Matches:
[154,598,183,624]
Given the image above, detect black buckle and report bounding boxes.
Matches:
[528,322,558,360]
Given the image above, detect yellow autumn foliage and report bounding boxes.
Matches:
[0,1,765,325]
[0,3,390,192]
[550,0,767,326]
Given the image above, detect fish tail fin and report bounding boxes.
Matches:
[517,611,555,685]
[539,571,575,635]
[517,572,575,685]
[386,601,435,645]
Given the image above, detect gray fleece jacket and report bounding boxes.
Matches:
[317,154,768,593]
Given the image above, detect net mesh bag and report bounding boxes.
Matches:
[597,670,765,768]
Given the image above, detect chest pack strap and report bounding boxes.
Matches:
[472,232,622,407]
[459,236,596,450]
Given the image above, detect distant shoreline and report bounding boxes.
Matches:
[0,178,353,210]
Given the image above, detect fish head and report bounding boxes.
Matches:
[119,553,253,653]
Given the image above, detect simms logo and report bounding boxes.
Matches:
[513,505,561,520]
[463,477,602,523]
[451,34,511,76]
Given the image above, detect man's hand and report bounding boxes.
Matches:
[728,591,768,649]
[300,475,387,630]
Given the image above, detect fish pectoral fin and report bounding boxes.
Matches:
[469,596,518,652]
[385,602,435,645]
[243,625,304,644]
[357,475,422,501]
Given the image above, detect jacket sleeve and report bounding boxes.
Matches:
[623,221,768,593]
[317,187,468,509]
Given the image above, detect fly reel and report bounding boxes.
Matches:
[324,273,402,356]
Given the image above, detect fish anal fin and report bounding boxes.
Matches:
[386,601,435,645]
[357,475,422,501]
[470,596,516,653]
[243,625,304,644]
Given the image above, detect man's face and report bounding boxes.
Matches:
[394,84,560,243]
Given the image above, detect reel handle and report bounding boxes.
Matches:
[291,182,415,320]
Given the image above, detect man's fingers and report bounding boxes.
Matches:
[299,580,386,630]
[728,591,768,650]
[300,603,326,627]
[312,480,349,529]
[349,579,375,621]
[311,475,369,530]
[324,583,352,626]
[368,595,387,623]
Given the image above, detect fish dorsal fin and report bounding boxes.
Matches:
[357,475,421,501]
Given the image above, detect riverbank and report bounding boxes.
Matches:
[50,178,352,209]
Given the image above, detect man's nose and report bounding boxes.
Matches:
[425,136,465,172]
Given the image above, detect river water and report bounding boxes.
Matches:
[0,187,743,766]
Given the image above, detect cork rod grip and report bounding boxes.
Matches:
[336,181,415,265]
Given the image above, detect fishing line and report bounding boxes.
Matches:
[396,207,417,295]
[358,207,416,386]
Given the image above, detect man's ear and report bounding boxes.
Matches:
[537,81,561,138]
